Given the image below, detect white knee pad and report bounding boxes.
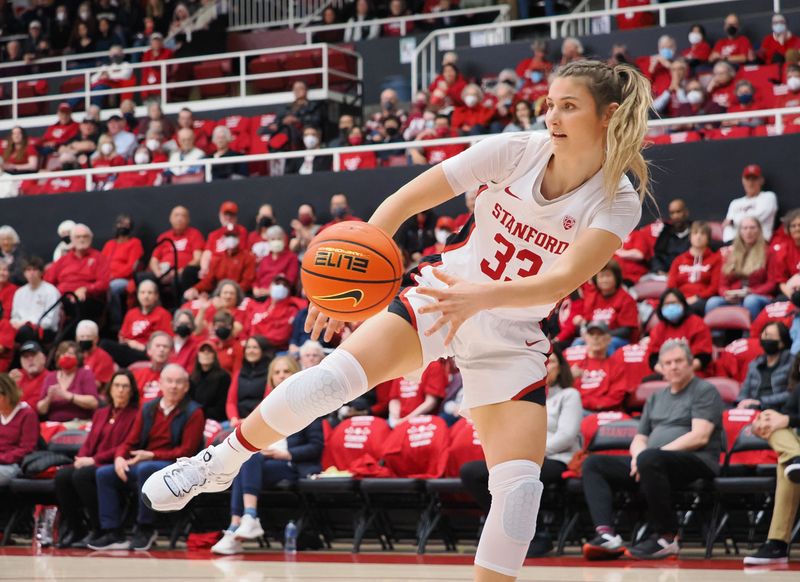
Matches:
[259,349,368,436]
[474,460,543,577]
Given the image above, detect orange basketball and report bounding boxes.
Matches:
[301,221,404,322]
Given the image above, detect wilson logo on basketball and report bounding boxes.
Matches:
[312,289,365,307]
[313,247,369,273]
[562,215,576,230]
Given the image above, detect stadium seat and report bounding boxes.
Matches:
[631,279,667,301]
[735,64,781,95]
[703,126,752,141]
[626,380,668,411]
[284,53,321,89]
[167,62,194,102]
[170,173,205,185]
[248,54,288,93]
[705,376,741,405]
[17,81,48,117]
[707,221,724,242]
[704,305,751,332]
[192,59,233,99]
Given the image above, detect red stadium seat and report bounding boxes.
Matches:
[735,64,781,95]
[59,76,85,110]
[382,155,408,167]
[631,278,667,301]
[706,221,724,242]
[627,380,668,410]
[18,80,48,117]
[171,173,205,185]
[193,59,233,98]
[248,54,288,94]
[649,131,702,145]
[167,62,193,101]
[705,377,741,405]
[704,126,752,140]
[704,305,751,332]
[284,53,321,89]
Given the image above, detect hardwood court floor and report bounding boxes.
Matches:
[1,547,799,582]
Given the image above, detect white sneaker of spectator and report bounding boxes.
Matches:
[235,514,265,540]
[211,530,243,555]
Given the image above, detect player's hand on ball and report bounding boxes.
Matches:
[305,303,346,343]
[416,269,490,346]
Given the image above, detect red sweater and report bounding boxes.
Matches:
[771,240,800,283]
[254,250,300,289]
[115,402,205,460]
[205,224,248,255]
[101,237,144,281]
[0,403,39,464]
[0,282,18,319]
[169,334,203,373]
[572,354,629,412]
[15,369,46,408]
[133,366,164,403]
[759,33,800,64]
[209,337,244,376]
[195,250,256,294]
[667,249,721,299]
[83,347,116,385]
[647,314,713,370]
[451,103,495,131]
[78,406,138,465]
[615,229,651,284]
[42,121,79,146]
[582,287,640,341]
[750,301,796,337]
[0,319,14,372]
[44,248,110,297]
[388,360,448,418]
[719,250,777,296]
[119,306,173,343]
[152,227,205,270]
[245,297,303,349]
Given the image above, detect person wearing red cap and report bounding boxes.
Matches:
[423,216,456,255]
[40,104,80,154]
[188,225,256,298]
[201,202,249,277]
[722,164,778,243]
[149,205,205,291]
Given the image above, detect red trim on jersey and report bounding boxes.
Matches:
[511,377,547,401]
[398,287,418,331]
[443,216,476,253]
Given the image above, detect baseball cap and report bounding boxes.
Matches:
[585,321,610,334]
[436,216,455,231]
[58,102,72,112]
[150,32,164,41]
[107,114,122,122]
[742,164,762,178]
[220,201,238,215]
[20,341,44,354]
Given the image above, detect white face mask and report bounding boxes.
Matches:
[773,23,787,35]
[687,90,704,105]
[134,152,149,165]
[100,142,113,156]
[270,284,289,301]
[463,95,479,108]
[56,11,66,22]
[146,138,160,151]
[303,135,319,149]
[434,229,450,245]
[688,31,702,45]
[223,236,239,250]
[269,239,285,253]
[788,77,800,92]
[79,10,90,20]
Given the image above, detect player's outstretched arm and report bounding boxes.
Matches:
[368,165,459,237]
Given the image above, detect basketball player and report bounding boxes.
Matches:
[143,60,652,581]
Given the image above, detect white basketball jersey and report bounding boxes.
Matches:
[439,132,642,322]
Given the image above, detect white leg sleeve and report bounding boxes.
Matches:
[259,349,369,436]
[474,460,543,577]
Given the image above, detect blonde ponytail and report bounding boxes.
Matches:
[556,61,654,202]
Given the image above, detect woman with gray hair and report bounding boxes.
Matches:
[253,225,299,299]
[0,225,25,285]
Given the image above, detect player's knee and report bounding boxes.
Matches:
[489,460,543,544]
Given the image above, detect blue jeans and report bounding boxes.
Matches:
[229,455,299,517]
[108,278,129,330]
[96,460,170,529]
[705,294,771,322]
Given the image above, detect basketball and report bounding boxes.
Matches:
[301,221,404,322]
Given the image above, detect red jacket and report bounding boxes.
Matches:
[44,248,110,298]
[0,282,17,319]
[245,297,303,349]
[42,121,79,146]
[0,404,39,464]
[119,306,173,343]
[83,347,116,385]
[582,287,640,341]
[771,240,800,283]
[194,249,256,294]
[321,415,392,471]
[169,334,203,373]
[206,224,248,255]
[572,354,629,412]
[647,314,713,371]
[254,249,300,289]
[208,337,244,376]
[78,406,138,465]
[667,248,722,299]
[152,227,205,271]
[682,40,712,63]
[716,338,763,383]
[610,341,651,392]
[101,237,144,281]
[719,249,777,297]
[388,360,448,418]
[114,401,204,460]
[14,369,46,408]
[615,229,651,284]
[0,319,14,372]
[556,295,584,344]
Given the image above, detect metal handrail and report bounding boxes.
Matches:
[3,104,799,193]
[411,0,783,95]
[299,5,511,44]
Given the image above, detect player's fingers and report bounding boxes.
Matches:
[424,316,448,337]
[304,306,319,333]
[323,319,341,343]
[431,268,456,286]
[311,312,329,341]
[414,287,444,299]
[443,320,461,346]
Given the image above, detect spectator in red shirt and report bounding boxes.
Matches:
[0,375,39,488]
[340,126,377,172]
[725,80,771,125]
[289,203,321,260]
[246,274,303,351]
[201,201,248,277]
[652,58,690,118]
[515,39,553,82]
[708,217,777,319]
[0,311,12,372]
[422,216,455,256]
[644,35,677,96]
[37,341,99,422]
[89,134,125,186]
[759,14,800,65]
[25,152,86,196]
[382,0,412,36]
[614,229,651,284]
[0,261,17,321]
[710,13,755,64]
[8,341,47,408]
[429,63,467,108]
[410,114,467,165]
[387,359,448,427]
[772,208,800,300]
[452,84,495,136]
[40,103,80,154]
[671,79,725,127]
[149,205,205,291]
[683,24,712,66]
[246,204,277,261]
[570,323,629,412]
[667,221,722,315]
[1,126,39,174]
[207,310,245,376]
[132,331,174,403]
[707,60,738,109]
[188,225,256,298]
[253,226,299,299]
[110,146,163,190]
[647,289,713,375]
[575,260,639,351]
[102,214,144,331]
[141,32,174,100]
[76,320,116,389]
[321,193,363,231]
[169,310,202,373]
[189,280,247,338]
[54,369,139,548]
[90,364,203,551]
[44,223,110,321]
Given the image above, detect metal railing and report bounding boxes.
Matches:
[227,0,332,31]
[0,43,362,127]
[3,105,798,194]
[0,45,149,75]
[298,4,511,44]
[411,0,784,95]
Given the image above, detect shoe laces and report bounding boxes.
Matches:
[164,457,209,497]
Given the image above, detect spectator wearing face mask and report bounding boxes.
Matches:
[366,89,407,136]
[187,225,256,298]
[452,84,495,136]
[710,13,755,64]
[37,341,99,422]
[75,320,115,389]
[643,35,677,96]
[288,204,320,260]
[101,214,144,330]
[647,289,713,375]
[428,63,467,108]
[672,80,724,127]
[339,127,377,171]
[168,310,201,373]
[321,193,362,230]
[759,14,800,65]
[422,217,455,255]
[682,24,711,66]
[202,202,249,276]
[206,310,244,376]
[706,61,738,110]
[245,204,277,261]
[653,58,690,118]
[244,275,302,351]
[286,126,331,175]
[167,127,205,178]
[725,80,771,125]
[737,322,794,410]
[372,116,406,162]
[110,147,163,190]
[253,226,299,299]
[774,65,800,122]
[89,45,134,107]
[515,40,552,82]
[409,115,466,165]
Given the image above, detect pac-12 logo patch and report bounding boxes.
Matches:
[562,215,576,230]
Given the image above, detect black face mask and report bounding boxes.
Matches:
[726,25,738,37]
[340,127,352,138]
[760,339,781,356]
[332,206,348,219]
[62,162,78,170]
[215,326,232,340]
[258,216,274,229]
[116,226,131,237]
[791,290,800,308]
[385,126,399,137]
[61,235,71,244]
[78,340,94,352]
[175,324,192,338]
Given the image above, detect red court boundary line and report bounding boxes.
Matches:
[1,548,798,570]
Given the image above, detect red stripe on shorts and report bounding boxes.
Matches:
[399,287,418,331]
[511,377,547,401]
